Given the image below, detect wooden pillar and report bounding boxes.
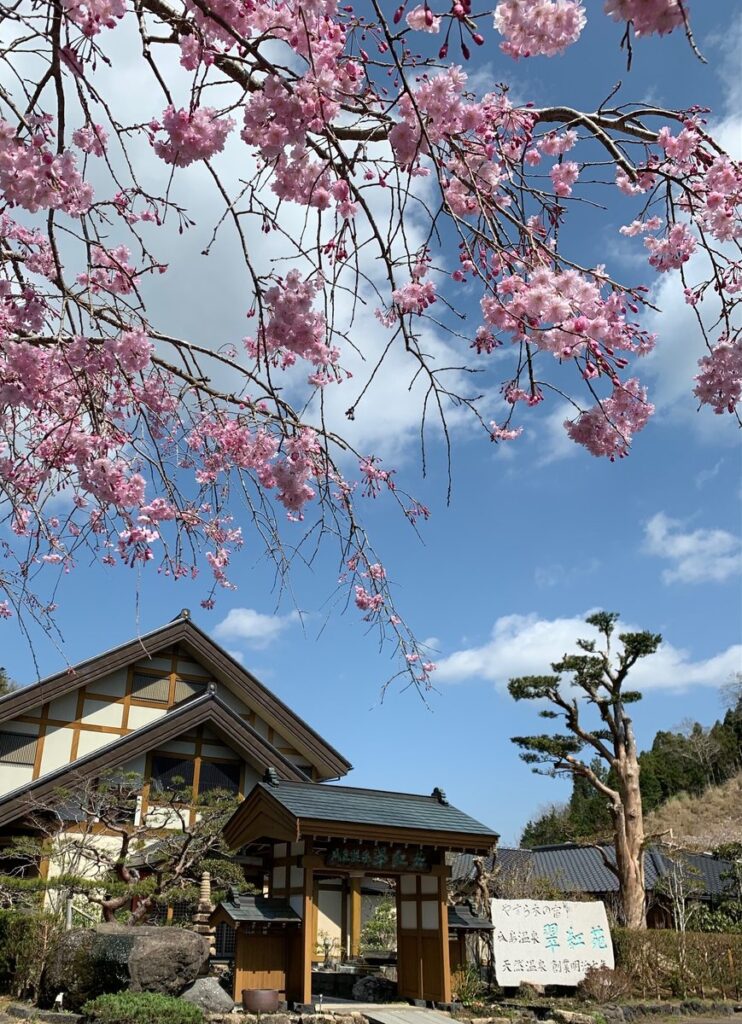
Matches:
[349,876,362,957]
[301,865,314,1005]
[437,870,452,1004]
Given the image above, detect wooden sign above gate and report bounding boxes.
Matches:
[324,842,432,872]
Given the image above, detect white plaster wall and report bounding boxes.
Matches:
[215,688,250,715]
[176,660,210,678]
[81,699,125,729]
[76,731,115,758]
[252,716,270,739]
[316,888,343,950]
[0,763,33,795]
[201,742,234,759]
[134,657,172,673]
[120,755,146,775]
[289,894,304,919]
[87,668,128,698]
[48,692,79,721]
[157,739,197,755]
[243,764,259,792]
[48,832,124,880]
[40,726,74,773]
[126,705,166,729]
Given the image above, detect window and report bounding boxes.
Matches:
[150,754,194,794]
[173,679,207,703]
[215,921,236,959]
[198,760,240,796]
[131,673,170,703]
[0,731,37,766]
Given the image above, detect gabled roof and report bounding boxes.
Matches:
[447,903,494,931]
[212,894,301,927]
[0,613,351,779]
[223,779,499,851]
[0,689,309,829]
[451,844,735,900]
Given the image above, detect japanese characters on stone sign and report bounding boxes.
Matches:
[491,899,614,987]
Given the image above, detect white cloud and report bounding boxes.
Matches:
[435,611,741,692]
[214,607,300,648]
[644,512,742,584]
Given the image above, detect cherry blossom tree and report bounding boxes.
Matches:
[0,0,739,678]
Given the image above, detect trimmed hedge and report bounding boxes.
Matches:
[613,927,742,1000]
[82,991,205,1024]
[0,908,62,999]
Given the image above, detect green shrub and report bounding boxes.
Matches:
[82,991,205,1024]
[451,964,486,1005]
[0,908,62,999]
[612,927,742,1000]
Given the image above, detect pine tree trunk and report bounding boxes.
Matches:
[614,749,647,929]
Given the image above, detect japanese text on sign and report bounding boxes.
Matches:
[325,843,431,872]
[491,900,614,987]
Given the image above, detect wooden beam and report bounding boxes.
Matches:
[301,863,314,1005]
[349,876,362,957]
[438,870,452,1004]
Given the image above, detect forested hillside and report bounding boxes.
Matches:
[520,686,742,848]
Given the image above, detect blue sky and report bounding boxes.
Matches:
[4,3,741,844]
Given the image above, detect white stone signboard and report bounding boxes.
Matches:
[491,899,614,987]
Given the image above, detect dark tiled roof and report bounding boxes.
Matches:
[450,844,734,899]
[448,903,494,931]
[260,780,498,838]
[215,894,301,925]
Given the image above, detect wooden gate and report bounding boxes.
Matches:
[396,874,451,1003]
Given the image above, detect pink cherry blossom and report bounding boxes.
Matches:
[72,124,109,157]
[153,106,234,167]
[604,0,685,38]
[565,378,654,458]
[644,222,696,272]
[494,0,586,58]
[694,339,742,414]
[406,5,441,32]
[550,160,580,196]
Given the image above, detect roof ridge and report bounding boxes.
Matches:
[0,616,190,703]
[274,779,443,801]
[0,689,310,827]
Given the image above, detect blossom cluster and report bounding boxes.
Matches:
[245,271,338,382]
[0,119,92,215]
[493,0,586,58]
[565,379,654,459]
[153,107,234,167]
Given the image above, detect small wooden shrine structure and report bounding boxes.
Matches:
[215,773,498,1007]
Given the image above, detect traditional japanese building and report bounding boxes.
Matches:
[0,611,498,1006]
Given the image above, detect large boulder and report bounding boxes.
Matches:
[179,977,235,1014]
[39,924,209,1012]
[350,974,398,1003]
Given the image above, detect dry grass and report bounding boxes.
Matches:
[645,772,742,850]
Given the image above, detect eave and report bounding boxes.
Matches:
[0,615,351,780]
[0,690,309,830]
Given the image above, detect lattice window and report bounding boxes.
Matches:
[173,678,207,703]
[215,921,236,959]
[198,760,240,796]
[150,754,195,794]
[131,673,170,703]
[0,731,37,765]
